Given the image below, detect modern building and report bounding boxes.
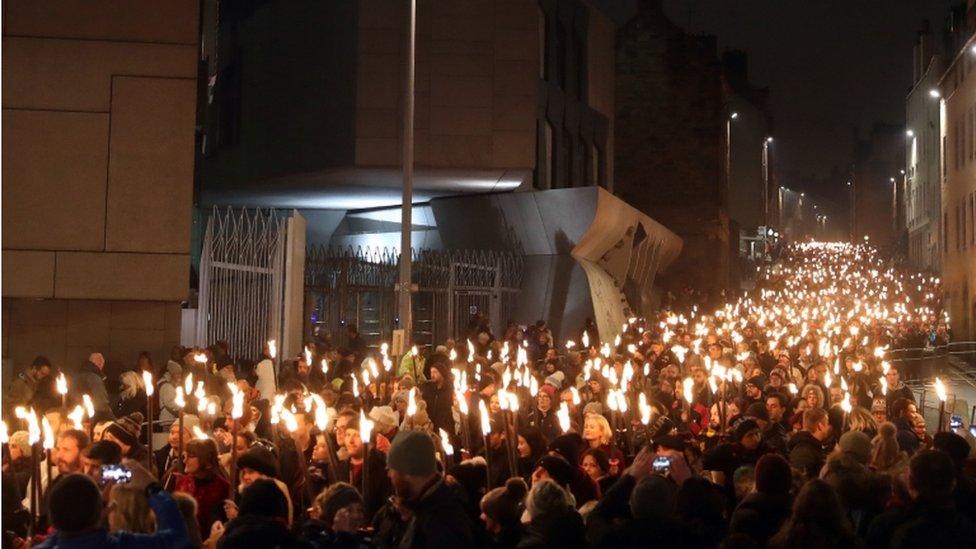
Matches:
[938,3,976,340]
[198,0,681,346]
[905,22,945,273]
[614,0,731,294]
[2,2,199,376]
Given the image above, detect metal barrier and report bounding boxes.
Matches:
[305,246,523,352]
[884,341,976,379]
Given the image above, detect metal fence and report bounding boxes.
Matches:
[196,207,286,362]
[885,341,976,379]
[305,246,523,352]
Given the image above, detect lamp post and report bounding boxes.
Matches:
[762,137,772,229]
[397,0,417,348]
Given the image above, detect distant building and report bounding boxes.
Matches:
[615,0,731,294]
[938,5,976,339]
[851,124,905,249]
[905,22,944,272]
[2,2,198,374]
[199,0,681,345]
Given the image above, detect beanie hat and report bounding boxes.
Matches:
[871,398,887,413]
[534,454,574,488]
[240,478,288,519]
[481,477,528,526]
[544,372,565,389]
[525,479,572,519]
[744,402,769,421]
[105,412,144,449]
[547,433,584,467]
[539,384,556,399]
[582,402,604,417]
[237,446,279,479]
[746,376,765,389]
[166,361,183,379]
[48,474,104,533]
[754,454,792,495]
[31,356,52,369]
[629,476,676,521]
[398,375,416,391]
[769,368,786,380]
[387,430,437,476]
[839,430,873,465]
[733,418,760,443]
[320,482,364,529]
[369,405,398,434]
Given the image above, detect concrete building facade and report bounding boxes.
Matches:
[938,6,976,340]
[2,1,199,376]
[905,23,944,273]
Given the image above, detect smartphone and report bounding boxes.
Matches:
[949,415,963,430]
[653,456,671,474]
[101,464,132,485]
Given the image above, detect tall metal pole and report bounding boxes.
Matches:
[761,140,769,228]
[398,0,416,347]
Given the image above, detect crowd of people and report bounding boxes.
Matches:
[3,241,974,548]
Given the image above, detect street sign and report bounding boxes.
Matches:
[391,329,405,356]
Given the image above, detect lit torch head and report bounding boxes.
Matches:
[142,370,154,397]
[935,377,947,402]
[56,372,68,396]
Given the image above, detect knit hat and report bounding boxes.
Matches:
[239,478,288,519]
[733,418,760,443]
[398,375,416,391]
[48,474,104,533]
[582,402,604,417]
[481,477,528,526]
[839,430,872,465]
[629,476,676,521]
[769,368,786,380]
[166,361,183,379]
[744,402,769,421]
[544,372,565,389]
[387,430,437,476]
[237,446,279,478]
[754,454,792,495]
[105,412,144,449]
[746,376,765,389]
[534,454,574,488]
[369,406,398,434]
[525,479,572,519]
[871,398,887,413]
[320,482,364,529]
[181,414,201,435]
[547,433,584,467]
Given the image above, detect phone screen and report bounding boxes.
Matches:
[101,464,132,485]
[653,456,671,473]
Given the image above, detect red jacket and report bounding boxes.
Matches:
[174,472,230,534]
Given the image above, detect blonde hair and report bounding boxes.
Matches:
[109,484,154,533]
[8,431,31,458]
[846,407,878,435]
[584,414,613,446]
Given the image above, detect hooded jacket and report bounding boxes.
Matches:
[787,430,825,480]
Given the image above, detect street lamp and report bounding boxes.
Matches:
[906,129,914,137]
[929,88,941,98]
[762,136,773,229]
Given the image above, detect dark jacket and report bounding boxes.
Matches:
[35,489,187,549]
[788,431,825,480]
[524,408,561,445]
[730,491,792,546]
[74,361,112,417]
[892,417,920,454]
[399,478,476,549]
[866,496,976,549]
[115,390,148,421]
[420,381,455,436]
[335,448,394,520]
[219,514,311,549]
[518,506,588,549]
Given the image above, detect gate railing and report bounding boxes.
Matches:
[305,246,523,352]
[197,207,286,362]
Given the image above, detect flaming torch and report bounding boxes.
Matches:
[935,377,947,432]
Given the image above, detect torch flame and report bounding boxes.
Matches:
[56,372,68,395]
[439,428,453,456]
[935,377,947,402]
[142,371,154,397]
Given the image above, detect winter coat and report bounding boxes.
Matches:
[524,408,561,446]
[115,390,148,421]
[219,514,311,549]
[518,506,588,549]
[174,473,230,535]
[74,361,112,417]
[35,489,188,549]
[420,381,455,437]
[788,431,825,481]
[730,491,792,546]
[866,496,976,549]
[334,448,394,520]
[821,454,891,537]
[399,478,476,549]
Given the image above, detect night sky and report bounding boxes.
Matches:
[604,0,957,202]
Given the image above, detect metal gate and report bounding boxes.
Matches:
[196,207,286,362]
[305,246,523,352]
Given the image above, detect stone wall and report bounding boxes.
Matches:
[613,0,730,292]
